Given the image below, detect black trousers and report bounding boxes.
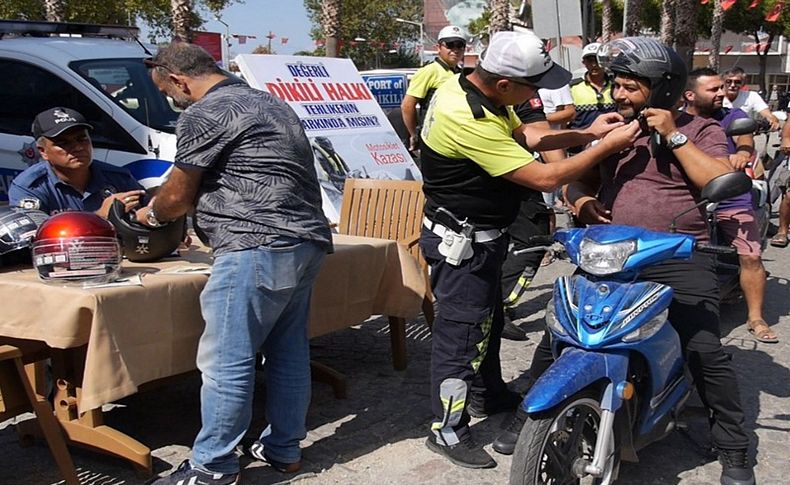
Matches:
[420,228,509,441]
[529,252,750,450]
[501,199,551,305]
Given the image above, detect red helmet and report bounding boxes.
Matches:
[32,211,122,285]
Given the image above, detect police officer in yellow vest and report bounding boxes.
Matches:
[401,25,465,152]
[568,43,616,152]
[419,31,641,469]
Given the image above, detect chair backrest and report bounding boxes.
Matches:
[337,178,425,259]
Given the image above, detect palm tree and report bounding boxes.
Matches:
[322,0,342,58]
[44,0,65,22]
[602,0,614,42]
[171,0,192,42]
[624,0,644,36]
[489,0,511,34]
[709,0,724,71]
[659,0,676,46]
[674,0,700,66]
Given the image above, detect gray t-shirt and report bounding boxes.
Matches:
[175,79,332,254]
[598,112,729,242]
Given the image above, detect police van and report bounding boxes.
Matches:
[0,20,179,202]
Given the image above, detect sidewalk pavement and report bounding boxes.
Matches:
[2,215,788,485]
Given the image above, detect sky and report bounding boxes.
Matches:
[140,1,315,56]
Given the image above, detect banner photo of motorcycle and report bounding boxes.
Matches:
[235,54,421,223]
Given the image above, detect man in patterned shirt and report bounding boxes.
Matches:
[139,43,332,485]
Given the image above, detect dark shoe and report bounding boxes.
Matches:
[493,407,528,455]
[246,440,301,473]
[148,460,239,484]
[718,448,755,485]
[501,318,528,341]
[467,389,521,418]
[425,434,496,469]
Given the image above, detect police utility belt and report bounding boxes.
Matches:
[423,207,506,266]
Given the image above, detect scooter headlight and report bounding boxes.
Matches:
[545,298,567,336]
[578,238,637,275]
[622,309,668,342]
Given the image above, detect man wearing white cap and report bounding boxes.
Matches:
[401,25,466,152]
[418,30,640,469]
[568,42,616,152]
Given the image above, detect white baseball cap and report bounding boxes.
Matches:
[480,31,571,89]
[582,42,601,59]
[438,25,466,44]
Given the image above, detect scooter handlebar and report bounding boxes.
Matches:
[695,242,737,255]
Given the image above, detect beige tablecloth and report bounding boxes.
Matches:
[0,234,425,412]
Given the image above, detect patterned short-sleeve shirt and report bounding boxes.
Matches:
[175,79,332,254]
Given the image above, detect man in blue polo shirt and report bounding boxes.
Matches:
[9,107,145,217]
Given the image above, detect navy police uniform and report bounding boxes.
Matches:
[419,73,536,445]
[9,160,144,214]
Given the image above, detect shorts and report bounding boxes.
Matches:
[716,207,762,256]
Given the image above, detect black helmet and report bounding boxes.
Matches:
[598,37,687,110]
[107,200,186,263]
[0,207,49,265]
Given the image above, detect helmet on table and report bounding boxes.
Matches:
[32,211,121,285]
[0,207,49,265]
[107,200,185,263]
[598,37,687,110]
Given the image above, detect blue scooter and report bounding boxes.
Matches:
[509,172,752,485]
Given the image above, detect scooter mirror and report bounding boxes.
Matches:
[700,171,752,203]
[724,118,757,137]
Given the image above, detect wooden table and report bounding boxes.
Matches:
[0,234,425,475]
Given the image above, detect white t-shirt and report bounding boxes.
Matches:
[723,90,768,119]
[538,86,574,129]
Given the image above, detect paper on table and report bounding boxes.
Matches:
[82,273,144,289]
[160,265,212,275]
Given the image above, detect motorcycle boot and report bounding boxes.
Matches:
[718,448,755,485]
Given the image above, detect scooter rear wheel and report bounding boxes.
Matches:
[509,391,617,485]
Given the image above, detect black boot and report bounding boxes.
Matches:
[425,434,496,469]
[493,407,528,455]
[501,317,528,341]
[718,448,755,485]
[467,389,521,418]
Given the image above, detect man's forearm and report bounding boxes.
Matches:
[523,125,595,151]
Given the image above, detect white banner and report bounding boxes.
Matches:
[235,55,421,223]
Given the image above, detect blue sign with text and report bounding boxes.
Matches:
[362,74,407,109]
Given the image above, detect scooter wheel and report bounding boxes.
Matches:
[509,390,618,485]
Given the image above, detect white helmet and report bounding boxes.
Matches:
[438,25,466,44]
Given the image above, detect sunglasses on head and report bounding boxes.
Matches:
[143,59,174,74]
[443,41,466,50]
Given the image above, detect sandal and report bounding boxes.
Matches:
[770,233,789,247]
[747,319,779,343]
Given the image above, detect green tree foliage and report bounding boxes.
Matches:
[0,0,240,41]
[304,0,422,70]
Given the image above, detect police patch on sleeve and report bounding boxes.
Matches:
[18,198,41,210]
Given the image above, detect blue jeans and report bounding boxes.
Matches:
[190,237,326,474]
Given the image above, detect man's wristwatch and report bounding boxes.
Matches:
[666,131,689,150]
[145,207,163,228]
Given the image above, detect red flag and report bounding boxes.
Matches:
[315,39,325,47]
[724,45,734,53]
[749,0,761,8]
[722,0,737,10]
[281,37,288,45]
[766,2,784,21]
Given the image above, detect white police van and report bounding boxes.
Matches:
[0,20,179,202]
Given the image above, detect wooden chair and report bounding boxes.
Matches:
[337,178,435,371]
[0,344,79,485]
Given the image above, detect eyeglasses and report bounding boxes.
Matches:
[442,41,466,50]
[507,78,536,89]
[724,79,743,86]
[143,59,174,74]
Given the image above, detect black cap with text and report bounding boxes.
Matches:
[32,107,93,139]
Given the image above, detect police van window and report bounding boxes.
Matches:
[71,59,180,134]
[0,59,145,154]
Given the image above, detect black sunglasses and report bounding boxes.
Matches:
[143,59,174,74]
[442,41,466,50]
[724,79,743,85]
